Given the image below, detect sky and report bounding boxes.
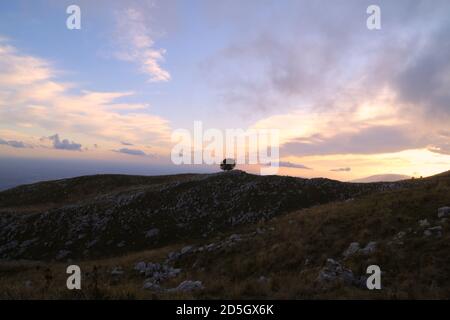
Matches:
[0,0,449,187]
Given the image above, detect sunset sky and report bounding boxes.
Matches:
[0,0,449,186]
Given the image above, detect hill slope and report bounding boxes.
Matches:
[0,171,404,261]
[0,170,449,299]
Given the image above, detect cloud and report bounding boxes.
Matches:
[0,138,27,148]
[0,40,53,86]
[282,125,428,157]
[263,161,312,170]
[115,8,170,82]
[0,40,172,154]
[201,1,378,117]
[428,130,450,155]
[121,141,134,146]
[428,144,450,155]
[48,134,82,151]
[115,148,147,156]
[330,167,351,172]
[204,0,450,162]
[392,20,450,120]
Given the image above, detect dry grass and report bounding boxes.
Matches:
[1,173,449,299]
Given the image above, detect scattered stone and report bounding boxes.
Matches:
[169,280,204,292]
[20,238,39,248]
[134,261,147,273]
[424,226,443,238]
[438,207,450,218]
[360,241,377,255]
[111,266,124,275]
[256,228,265,235]
[143,281,162,291]
[181,246,194,255]
[167,251,181,262]
[396,231,406,239]
[343,242,360,258]
[56,250,71,260]
[169,268,182,277]
[145,228,160,238]
[390,231,406,246]
[343,241,376,257]
[228,234,241,242]
[137,262,182,287]
[0,241,18,255]
[258,276,270,283]
[86,240,98,248]
[419,219,430,227]
[144,263,163,277]
[317,259,356,285]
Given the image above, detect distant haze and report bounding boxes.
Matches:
[0,157,215,191]
[351,174,411,183]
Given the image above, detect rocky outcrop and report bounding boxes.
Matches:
[317,259,361,286]
[168,280,204,292]
[0,171,413,261]
[342,241,377,258]
[438,207,450,218]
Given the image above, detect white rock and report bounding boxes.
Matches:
[181,245,194,255]
[229,234,241,242]
[86,239,98,248]
[396,231,406,239]
[111,267,124,275]
[145,228,160,238]
[134,261,147,272]
[318,259,356,285]
[343,242,360,258]
[56,250,71,260]
[143,281,162,291]
[424,226,442,238]
[168,268,182,277]
[419,219,430,227]
[144,263,162,276]
[170,280,204,292]
[360,241,377,255]
[167,251,180,261]
[438,207,450,218]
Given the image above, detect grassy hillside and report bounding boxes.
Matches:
[0,171,449,299]
[0,171,406,261]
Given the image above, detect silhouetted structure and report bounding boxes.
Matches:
[220,158,236,171]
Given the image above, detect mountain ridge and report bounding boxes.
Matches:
[0,169,449,299]
[0,170,411,261]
